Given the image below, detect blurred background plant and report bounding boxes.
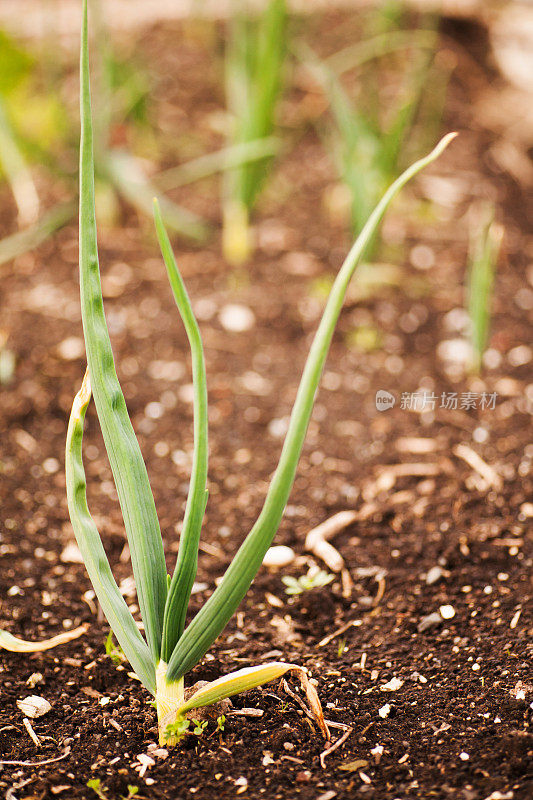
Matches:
[222,0,287,265]
[466,203,503,374]
[0,0,210,265]
[297,0,451,262]
[0,24,73,266]
[0,0,459,274]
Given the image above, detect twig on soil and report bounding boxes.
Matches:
[320,721,353,768]
[5,777,33,800]
[395,437,438,454]
[21,717,41,748]
[317,618,362,648]
[341,568,354,598]
[370,463,440,496]
[281,755,304,764]
[228,708,264,717]
[453,444,502,490]
[0,746,71,767]
[371,572,386,608]
[305,511,357,572]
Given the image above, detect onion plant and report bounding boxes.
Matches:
[298,7,442,260]
[467,204,502,374]
[64,0,454,746]
[222,0,287,265]
[0,95,40,228]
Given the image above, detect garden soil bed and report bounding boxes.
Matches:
[1,10,532,800]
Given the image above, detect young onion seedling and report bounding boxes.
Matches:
[467,204,502,374]
[222,0,287,265]
[65,0,455,746]
[297,7,441,259]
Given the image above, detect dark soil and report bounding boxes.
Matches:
[1,10,532,800]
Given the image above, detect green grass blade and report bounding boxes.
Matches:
[153,199,209,661]
[166,133,456,682]
[297,43,379,241]
[79,0,167,662]
[65,370,156,694]
[378,40,436,178]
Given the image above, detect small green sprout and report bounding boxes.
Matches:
[282,566,335,596]
[105,630,126,666]
[337,639,347,657]
[87,779,138,800]
[192,718,208,736]
[87,780,106,800]
[62,0,455,749]
[216,714,226,733]
[164,717,190,743]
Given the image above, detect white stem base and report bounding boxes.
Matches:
[155,661,185,745]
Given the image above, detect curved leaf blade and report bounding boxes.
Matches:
[153,199,209,661]
[175,662,329,740]
[65,369,156,695]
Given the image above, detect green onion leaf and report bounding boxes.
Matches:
[153,199,209,661]
[166,133,456,683]
[65,370,156,694]
[79,0,167,663]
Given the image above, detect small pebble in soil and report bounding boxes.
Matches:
[26,672,43,688]
[263,545,295,568]
[380,677,403,692]
[60,542,84,563]
[439,604,455,620]
[219,304,255,332]
[57,336,84,360]
[268,416,290,438]
[425,566,444,585]
[507,344,532,366]
[418,612,442,632]
[437,338,472,367]
[371,744,384,763]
